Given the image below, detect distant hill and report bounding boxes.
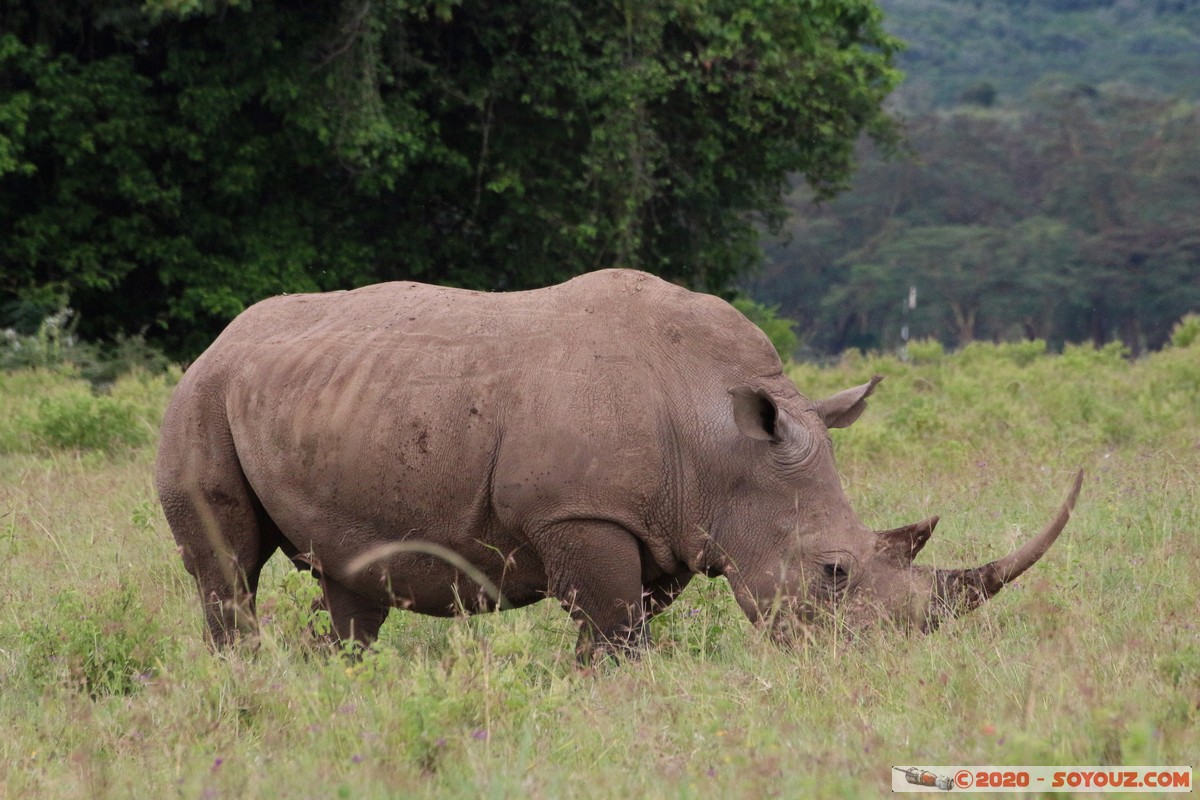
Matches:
[745,0,1200,356]
[881,0,1200,108]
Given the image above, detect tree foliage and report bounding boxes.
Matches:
[0,0,901,357]
[741,0,1198,358]
[731,296,799,360]
[879,0,1200,109]
[752,81,1200,355]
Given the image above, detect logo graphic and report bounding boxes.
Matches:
[891,765,1191,793]
[894,767,955,791]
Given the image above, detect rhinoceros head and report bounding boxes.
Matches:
[724,376,1081,638]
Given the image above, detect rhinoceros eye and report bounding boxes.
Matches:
[822,562,850,593]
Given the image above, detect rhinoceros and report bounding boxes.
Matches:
[155,269,1081,660]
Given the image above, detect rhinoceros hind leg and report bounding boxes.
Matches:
[158,469,275,649]
[532,520,647,665]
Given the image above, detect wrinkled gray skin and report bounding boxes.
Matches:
[156,269,1082,661]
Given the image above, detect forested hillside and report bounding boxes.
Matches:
[0,0,899,359]
[3,1,1197,359]
[749,0,1200,356]
[884,0,1200,109]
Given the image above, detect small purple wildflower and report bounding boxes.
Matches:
[471,729,488,741]
[351,754,364,764]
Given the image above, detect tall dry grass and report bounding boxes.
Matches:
[0,340,1196,797]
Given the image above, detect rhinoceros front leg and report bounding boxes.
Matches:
[531,520,648,665]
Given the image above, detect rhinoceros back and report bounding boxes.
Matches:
[159,269,782,598]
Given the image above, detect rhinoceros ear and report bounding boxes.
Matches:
[815,375,883,429]
[729,387,780,442]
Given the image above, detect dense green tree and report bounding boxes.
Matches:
[752,83,1200,354]
[750,0,1200,355]
[1,0,901,356]
[879,0,1200,109]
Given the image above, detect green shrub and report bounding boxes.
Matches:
[0,308,89,372]
[108,366,181,423]
[1170,313,1200,349]
[22,583,173,697]
[80,333,174,385]
[732,297,800,361]
[0,369,172,455]
[2,308,172,384]
[905,337,944,364]
[954,338,1048,367]
[650,575,746,659]
[996,338,1048,366]
[1060,340,1130,368]
[28,392,151,453]
[257,569,333,650]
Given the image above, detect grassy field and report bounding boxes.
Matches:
[0,339,1197,798]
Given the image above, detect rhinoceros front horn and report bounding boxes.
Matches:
[928,470,1083,627]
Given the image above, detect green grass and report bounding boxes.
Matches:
[0,343,1197,798]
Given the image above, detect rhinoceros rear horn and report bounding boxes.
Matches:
[931,469,1083,623]
[878,516,939,562]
